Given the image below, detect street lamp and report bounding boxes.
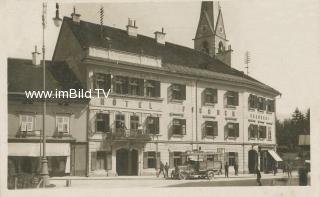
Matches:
[40,2,61,187]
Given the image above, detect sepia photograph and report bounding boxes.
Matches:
[0,0,319,196]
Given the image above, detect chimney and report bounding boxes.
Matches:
[127,18,138,37]
[32,46,41,66]
[154,28,166,45]
[71,6,81,23]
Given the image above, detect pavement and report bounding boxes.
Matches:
[47,171,304,188]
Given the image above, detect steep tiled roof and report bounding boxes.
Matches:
[62,17,280,95]
[7,58,82,93]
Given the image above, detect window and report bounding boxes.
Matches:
[173,152,183,166]
[266,100,275,112]
[56,116,70,133]
[248,124,258,139]
[257,97,266,111]
[207,154,218,162]
[128,78,144,96]
[146,117,160,134]
[145,80,160,97]
[267,126,272,140]
[248,94,258,109]
[225,122,239,138]
[259,125,267,139]
[170,84,186,101]
[225,91,239,106]
[93,73,111,91]
[115,114,126,130]
[203,88,218,104]
[227,152,238,166]
[95,113,110,133]
[130,115,139,131]
[91,151,112,171]
[172,119,186,135]
[113,76,128,94]
[204,121,218,137]
[218,41,225,53]
[20,115,34,132]
[143,152,160,169]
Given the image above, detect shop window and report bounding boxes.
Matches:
[145,80,160,97]
[143,152,160,169]
[204,121,218,137]
[146,117,160,134]
[56,116,70,133]
[169,84,186,101]
[172,118,186,135]
[259,125,267,139]
[95,113,110,133]
[93,73,111,92]
[225,91,239,106]
[203,88,218,105]
[225,122,239,138]
[20,115,34,132]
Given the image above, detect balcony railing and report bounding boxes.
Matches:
[15,130,41,138]
[106,129,152,141]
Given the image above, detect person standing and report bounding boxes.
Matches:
[256,167,262,186]
[234,162,239,176]
[157,161,165,178]
[273,163,277,176]
[224,162,229,178]
[287,163,292,178]
[164,162,169,178]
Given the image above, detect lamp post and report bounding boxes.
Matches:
[39,2,62,187]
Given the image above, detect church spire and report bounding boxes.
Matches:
[194,1,233,66]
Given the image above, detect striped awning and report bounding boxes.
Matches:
[268,150,283,162]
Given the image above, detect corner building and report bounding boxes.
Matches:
[52,1,281,176]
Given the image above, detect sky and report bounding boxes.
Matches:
[1,0,320,119]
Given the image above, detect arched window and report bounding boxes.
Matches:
[202,41,209,54]
[218,41,225,53]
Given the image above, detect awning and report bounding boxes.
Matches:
[268,150,283,162]
[8,143,70,157]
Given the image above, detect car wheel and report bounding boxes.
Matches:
[207,171,214,180]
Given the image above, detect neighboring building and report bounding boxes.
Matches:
[7,57,89,177]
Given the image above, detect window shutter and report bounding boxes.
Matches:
[169,152,174,168]
[213,89,218,103]
[105,74,111,91]
[213,122,218,136]
[182,85,186,100]
[235,92,239,106]
[143,152,148,169]
[167,85,172,101]
[202,122,206,138]
[224,124,228,139]
[139,79,144,96]
[155,81,161,97]
[201,90,205,105]
[182,119,186,135]
[156,152,161,169]
[106,152,112,170]
[155,117,160,134]
[91,152,97,171]
[223,92,227,106]
[235,123,239,137]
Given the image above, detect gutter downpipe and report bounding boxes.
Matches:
[195,80,198,150]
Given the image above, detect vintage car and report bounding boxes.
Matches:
[171,151,222,180]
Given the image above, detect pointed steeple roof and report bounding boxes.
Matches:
[214,4,227,40]
[195,1,215,39]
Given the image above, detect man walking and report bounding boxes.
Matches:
[256,167,262,186]
[224,162,229,178]
[164,162,169,178]
[157,161,165,178]
[234,162,239,176]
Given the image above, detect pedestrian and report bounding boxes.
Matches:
[287,163,292,178]
[224,162,229,178]
[164,162,169,178]
[157,161,165,178]
[256,167,262,186]
[273,163,277,176]
[234,162,238,176]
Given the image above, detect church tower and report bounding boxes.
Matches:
[194,1,233,66]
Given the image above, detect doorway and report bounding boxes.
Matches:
[116,148,138,176]
[248,150,258,173]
